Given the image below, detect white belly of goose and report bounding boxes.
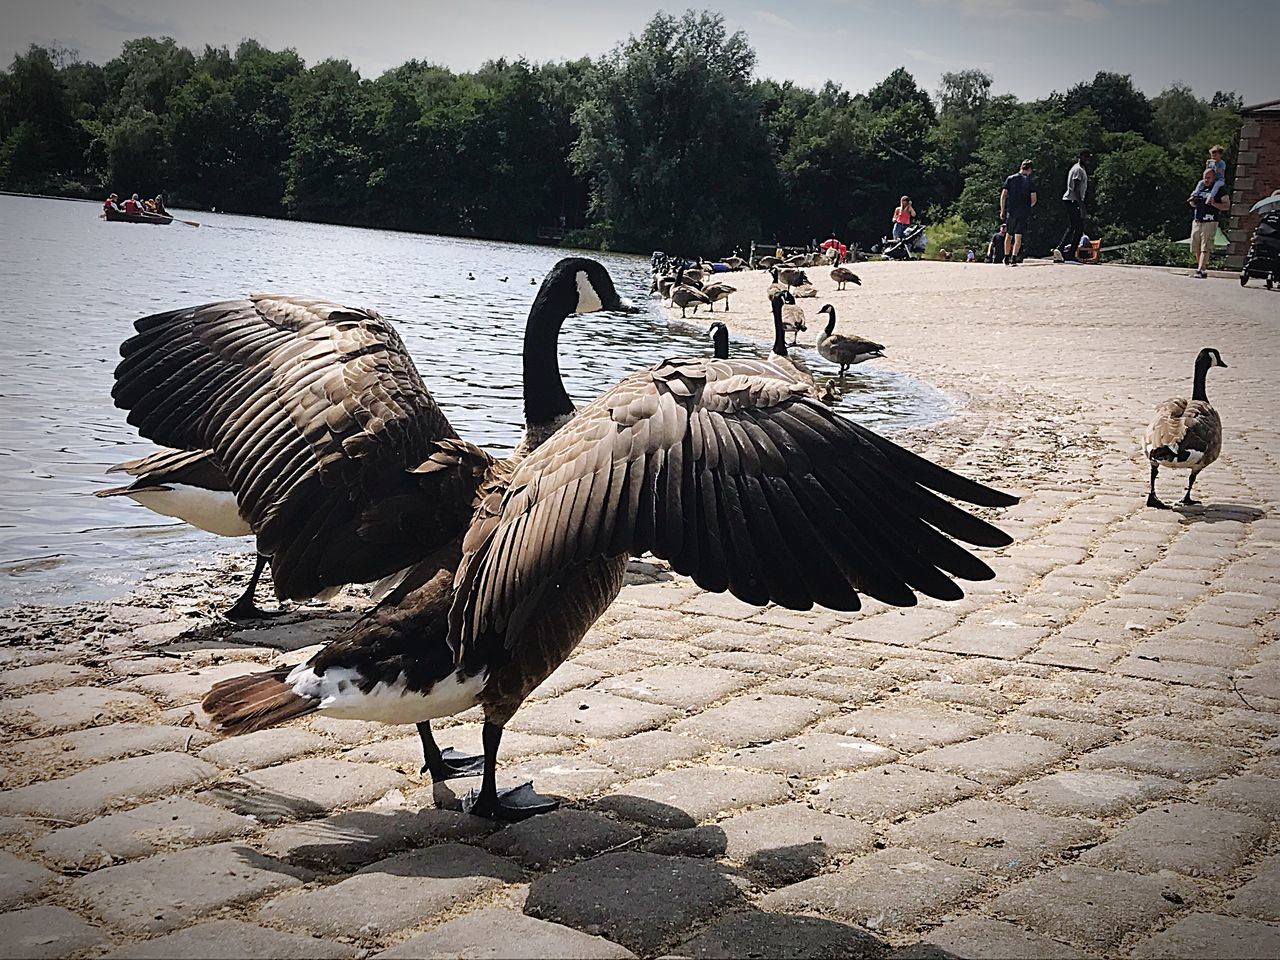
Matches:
[128,486,252,538]
[285,664,488,724]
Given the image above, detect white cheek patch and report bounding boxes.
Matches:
[575,271,604,313]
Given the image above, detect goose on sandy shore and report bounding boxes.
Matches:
[815,304,885,376]
[702,282,736,311]
[94,448,280,620]
[1144,348,1227,509]
[830,267,862,290]
[114,259,1015,822]
[670,284,711,317]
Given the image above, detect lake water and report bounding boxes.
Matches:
[0,194,951,606]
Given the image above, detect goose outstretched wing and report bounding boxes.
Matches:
[112,294,491,599]
[451,357,1017,653]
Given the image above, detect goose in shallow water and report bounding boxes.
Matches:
[708,321,730,359]
[94,448,280,620]
[670,284,711,317]
[114,258,1016,822]
[1144,348,1227,509]
[768,292,816,393]
[815,304,885,376]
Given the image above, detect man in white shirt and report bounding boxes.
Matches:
[1056,150,1091,263]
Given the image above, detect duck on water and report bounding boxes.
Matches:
[111,258,1018,822]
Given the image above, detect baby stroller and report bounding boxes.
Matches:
[1239,212,1279,290]
[878,223,927,260]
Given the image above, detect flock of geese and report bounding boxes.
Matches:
[97,250,1228,824]
[101,256,1019,822]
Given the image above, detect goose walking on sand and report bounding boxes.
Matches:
[1144,348,1227,509]
[815,304,885,376]
[113,258,1016,822]
[830,267,861,291]
[702,282,736,311]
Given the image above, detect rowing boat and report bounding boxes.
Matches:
[103,208,173,225]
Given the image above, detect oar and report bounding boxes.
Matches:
[144,210,200,227]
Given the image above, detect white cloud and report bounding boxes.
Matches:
[905,46,995,71]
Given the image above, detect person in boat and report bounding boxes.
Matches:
[103,193,121,214]
[143,197,158,214]
[122,194,143,215]
[152,194,169,217]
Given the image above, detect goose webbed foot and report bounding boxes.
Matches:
[1178,497,1202,508]
[1146,494,1170,510]
[417,722,485,782]
[224,600,286,621]
[463,782,559,822]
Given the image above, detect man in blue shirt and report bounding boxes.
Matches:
[1188,166,1229,279]
[999,160,1037,265]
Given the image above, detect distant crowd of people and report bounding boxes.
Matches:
[103,192,169,217]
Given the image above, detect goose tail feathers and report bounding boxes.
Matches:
[202,667,317,734]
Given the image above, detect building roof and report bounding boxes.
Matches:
[1242,98,1280,114]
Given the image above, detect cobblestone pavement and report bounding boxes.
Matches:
[1,262,1278,958]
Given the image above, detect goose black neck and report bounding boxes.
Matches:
[771,298,788,356]
[523,281,575,426]
[712,327,729,360]
[823,308,836,338]
[1192,354,1210,402]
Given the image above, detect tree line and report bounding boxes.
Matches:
[0,10,1243,257]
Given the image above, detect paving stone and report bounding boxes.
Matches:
[719,733,897,778]
[497,753,622,799]
[990,866,1199,952]
[0,662,95,694]
[701,651,800,676]
[1080,802,1266,878]
[7,723,212,773]
[201,757,405,822]
[1005,769,1184,818]
[510,690,679,739]
[812,764,981,821]
[1228,857,1280,922]
[348,727,570,770]
[0,752,218,822]
[1200,773,1280,822]
[0,904,107,959]
[484,809,640,868]
[529,661,609,700]
[819,702,993,753]
[71,841,309,934]
[1004,712,1118,752]
[899,917,1087,959]
[103,918,356,959]
[676,910,885,959]
[922,618,1048,659]
[835,607,958,645]
[524,852,745,955]
[1130,912,1280,959]
[0,687,156,735]
[303,716,387,744]
[33,796,255,868]
[598,665,754,709]
[912,679,1013,712]
[121,662,273,704]
[259,805,492,870]
[652,802,874,885]
[907,733,1066,786]
[0,851,55,910]
[671,694,835,747]
[598,767,790,828]
[375,906,637,959]
[582,730,711,777]
[198,728,330,771]
[1079,735,1242,782]
[759,848,984,932]
[258,843,522,938]
[888,799,1099,876]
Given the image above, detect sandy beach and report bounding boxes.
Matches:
[1,260,1278,958]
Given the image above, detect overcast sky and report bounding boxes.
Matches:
[2,0,1274,105]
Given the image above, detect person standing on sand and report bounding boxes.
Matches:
[1056,149,1091,263]
[999,160,1037,266]
[892,196,916,241]
[1188,166,1230,279]
[986,222,1007,263]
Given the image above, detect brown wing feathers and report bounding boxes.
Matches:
[113,296,486,600]
[451,358,1017,655]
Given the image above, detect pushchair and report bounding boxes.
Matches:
[1239,212,1279,290]
[878,223,927,260]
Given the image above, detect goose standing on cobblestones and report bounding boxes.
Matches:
[1144,347,1227,508]
[113,257,1017,823]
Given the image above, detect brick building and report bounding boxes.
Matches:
[1226,98,1280,270]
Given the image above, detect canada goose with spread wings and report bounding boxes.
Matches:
[117,258,1016,822]
[1144,348,1227,508]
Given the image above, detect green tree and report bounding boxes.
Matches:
[1063,71,1152,137]
[1092,131,1196,243]
[572,10,770,252]
[284,59,372,221]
